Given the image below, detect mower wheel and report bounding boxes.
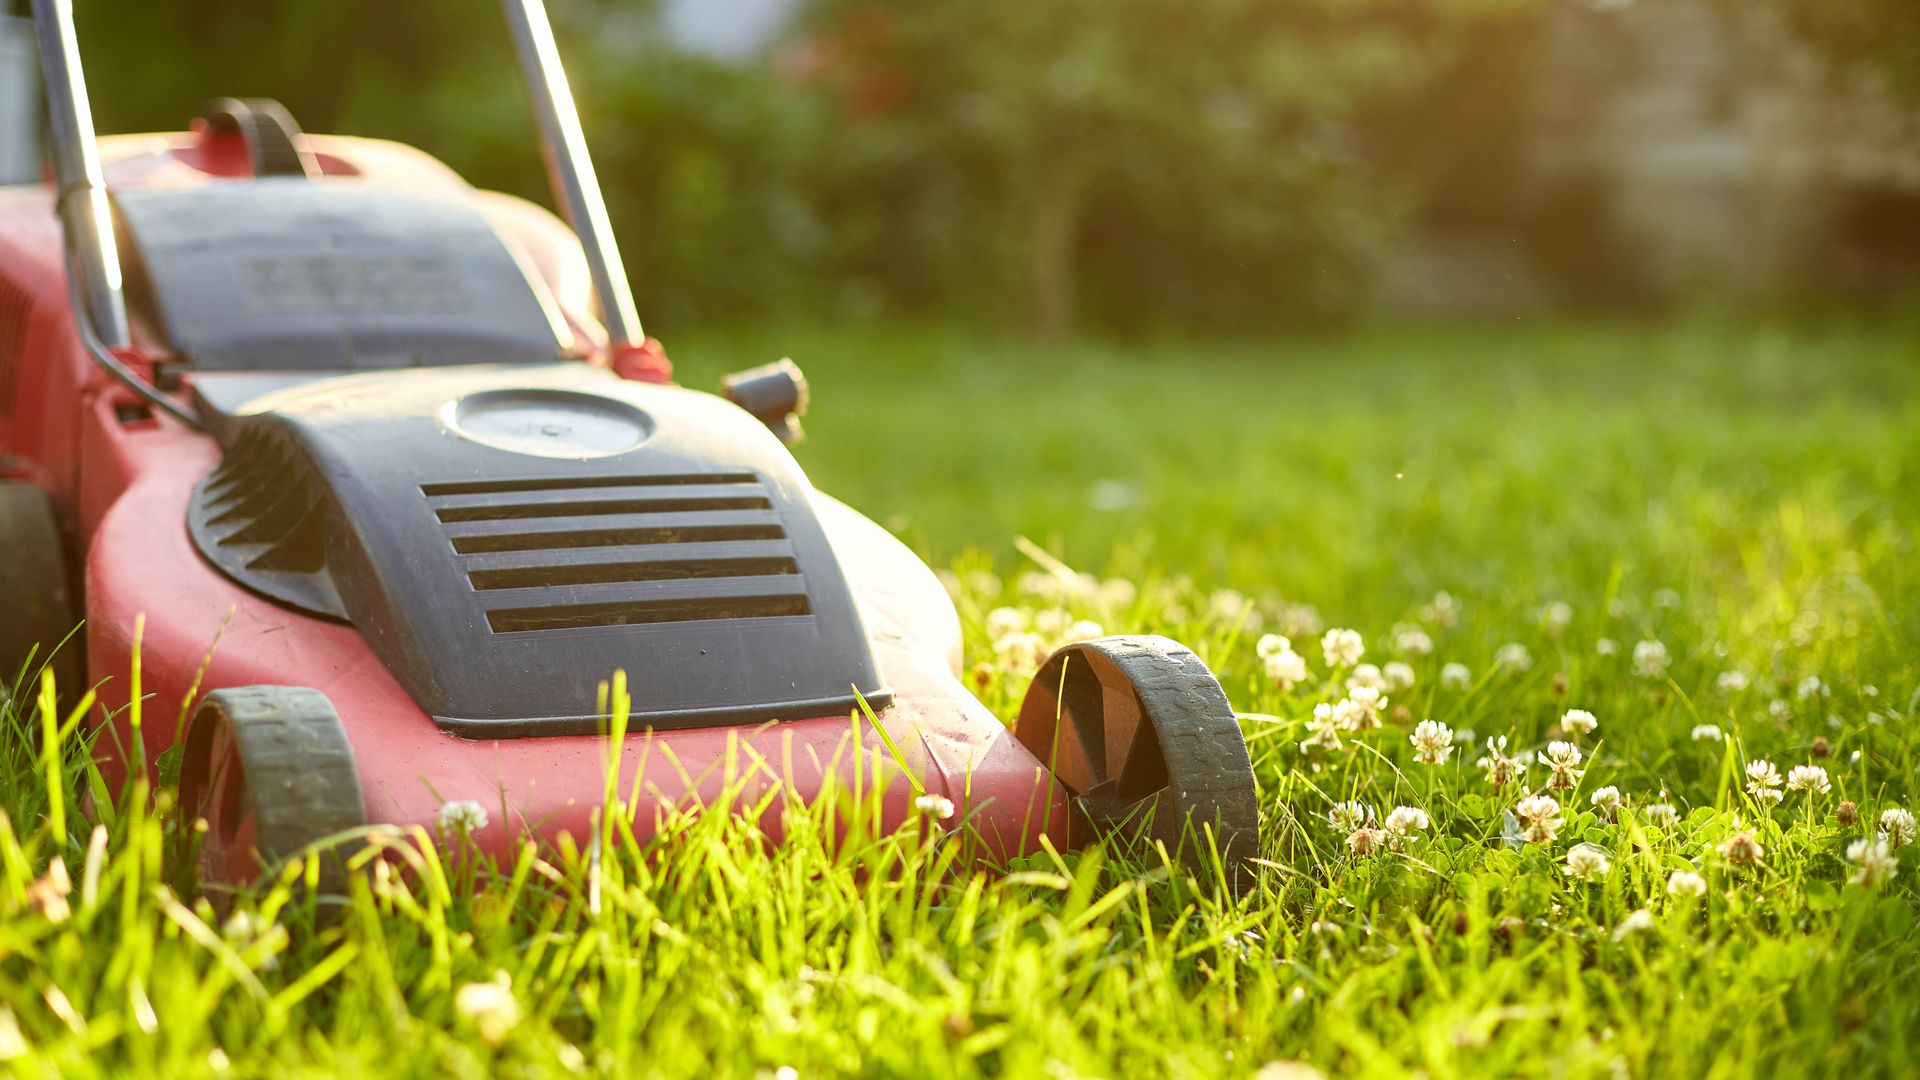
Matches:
[1016,635,1260,895]
[0,482,82,698]
[178,687,366,894]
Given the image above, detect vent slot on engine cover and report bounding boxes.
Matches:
[425,472,812,638]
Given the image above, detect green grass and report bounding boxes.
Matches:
[3,318,1918,1077]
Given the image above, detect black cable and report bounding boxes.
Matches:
[58,237,204,432]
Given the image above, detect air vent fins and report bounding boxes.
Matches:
[187,426,345,617]
[425,472,811,635]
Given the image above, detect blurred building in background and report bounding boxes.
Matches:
[1526,0,1920,304]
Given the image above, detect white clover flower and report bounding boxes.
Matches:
[1345,826,1388,857]
[1346,664,1385,693]
[985,606,1028,638]
[1716,670,1750,693]
[964,570,1003,597]
[1542,601,1573,634]
[1632,640,1671,679]
[1744,760,1784,804]
[1667,869,1709,898]
[1785,764,1830,796]
[914,793,956,819]
[1209,588,1253,622]
[991,631,1049,670]
[454,971,522,1046]
[1016,571,1059,599]
[1566,844,1612,880]
[1691,723,1724,742]
[1421,591,1460,628]
[1032,608,1073,637]
[1589,786,1622,818]
[1382,661,1416,692]
[1264,647,1309,688]
[1494,643,1532,672]
[1345,686,1385,729]
[1384,806,1430,837]
[1720,831,1764,865]
[1395,628,1434,656]
[1560,709,1598,736]
[1543,741,1584,791]
[1613,908,1655,939]
[1257,634,1293,659]
[1796,675,1826,701]
[1272,601,1324,637]
[1328,801,1373,833]
[1097,578,1137,608]
[437,800,490,835]
[1410,720,1454,766]
[1596,637,1619,656]
[1440,662,1472,691]
[1767,699,1791,719]
[1514,794,1563,844]
[1478,736,1527,790]
[1643,803,1679,827]
[1321,628,1364,668]
[1880,808,1916,847]
[1301,706,1345,753]
[222,910,266,945]
[1064,619,1106,641]
[1847,839,1899,888]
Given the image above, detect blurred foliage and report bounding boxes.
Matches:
[57,0,1534,336]
[40,0,1917,334]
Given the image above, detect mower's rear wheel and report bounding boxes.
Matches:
[1016,635,1260,896]
[0,482,82,700]
[178,687,366,895]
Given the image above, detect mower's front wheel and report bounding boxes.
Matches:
[177,686,366,895]
[0,481,82,698]
[1015,635,1260,896]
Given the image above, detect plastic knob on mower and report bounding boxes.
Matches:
[723,358,809,444]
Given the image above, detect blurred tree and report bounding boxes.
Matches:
[790,0,1526,337]
[24,0,1541,336]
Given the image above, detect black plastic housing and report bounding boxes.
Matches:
[187,364,891,737]
[114,180,568,371]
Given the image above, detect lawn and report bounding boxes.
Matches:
[3,318,1918,1077]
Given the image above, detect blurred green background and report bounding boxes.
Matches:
[19,0,1920,340]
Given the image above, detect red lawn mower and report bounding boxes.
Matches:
[0,0,1259,890]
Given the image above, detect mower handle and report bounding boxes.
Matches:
[32,0,202,429]
[30,0,647,426]
[501,0,645,350]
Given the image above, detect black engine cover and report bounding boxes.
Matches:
[187,364,891,737]
[114,180,569,371]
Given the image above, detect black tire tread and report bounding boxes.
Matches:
[1018,634,1260,892]
[193,686,365,882]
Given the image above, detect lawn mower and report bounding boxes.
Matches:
[0,0,1260,890]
